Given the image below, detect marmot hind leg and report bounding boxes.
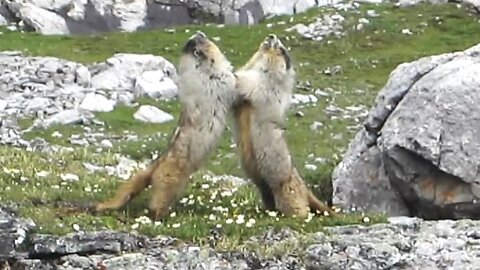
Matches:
[95,166,153,212]
[254,179,276,211]
[272,176,310,218]
[148,171,189,220]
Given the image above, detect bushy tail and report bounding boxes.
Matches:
[95,162,157,212]
[307,191,338,217]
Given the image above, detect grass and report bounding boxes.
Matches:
[0,1,479,251]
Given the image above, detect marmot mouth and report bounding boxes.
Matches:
[182,31,208,55]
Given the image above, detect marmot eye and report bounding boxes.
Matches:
[193,49,200,57]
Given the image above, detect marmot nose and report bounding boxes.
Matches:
[195,31,207,39]
[188,31,207,43]
[267,34,277,41]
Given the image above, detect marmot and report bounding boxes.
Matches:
[233,34,336,218]
[95,31,237,220]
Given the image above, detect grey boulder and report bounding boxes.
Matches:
[7,2,69,35]
[332,42,480,219]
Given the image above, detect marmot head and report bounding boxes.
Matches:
[242,34,293,76]
[179,31,232,74]
[259,34,292,71]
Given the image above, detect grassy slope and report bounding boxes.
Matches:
[0,2,479,249]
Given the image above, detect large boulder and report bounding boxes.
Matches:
[7,2,70,35]
[332,42,480,219]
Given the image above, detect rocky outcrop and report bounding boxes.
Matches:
[306,216,480,269]
[3,206,480,269]
[332,42,480,219]
[395,0,480,12]
[0,0,339,35]
[1,0,478,35]
[0,51,177,139]
[0,206,36,263]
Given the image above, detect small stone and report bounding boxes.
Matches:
[0,99,8,111]
[305,164,318,171]
[24,97,50,113]
[358,18,370,24]
[60,173,79,182]
[366,10,379,17]
[51,131,63,138]
[35,171,49,178]
[100,139,113,148]
[133,105,174,124]
[314,89,330,97]
[295,111,305,117]
[310,121,323,131]
[79,93,116,112]
[291,94,318,105]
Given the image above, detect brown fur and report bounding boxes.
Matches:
[233,35,337,218]
[95,32,236,220]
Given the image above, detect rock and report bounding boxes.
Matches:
[310,121,323,131]
[7,3,69,35]
[79,93,116,112]
[134,70,178,100]
[464,0,480,12]
[305,164,318,171]
[395,0,449,7]
[306,218,480,269]
[295,0,317,13]
[291,94,318,105]
[332,42,480,219]
[59,173,79,182]
[4,211,480,269]
[0,0,333,35]
[366,9,380,17]
[108,0,148,32]
[0,13,8,26]
[0,99,8,112]
[28,109,94,130]
[133,105,174,124]
[30,230,147,256]
[401,28,413,35]
[90,53,177,93]
[74,65,91,87]
[0,51,180,147]
[356,0,384,3]
[23,0,72,12]
[256,0,317,17]
[286,13,346,41]
[0,206,36,261]
[100,139,113,148]
[24,97,51,114]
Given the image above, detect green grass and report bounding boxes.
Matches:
[0,1,479,250]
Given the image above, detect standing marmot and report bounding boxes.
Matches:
[96,31,237,220]
[233,34,336,218]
